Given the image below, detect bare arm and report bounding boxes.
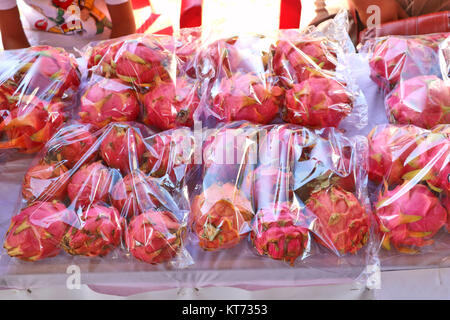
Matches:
[350,0,409,27]
[107,1,136,39]
[0,6,30,50]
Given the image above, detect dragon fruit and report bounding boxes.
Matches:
[251,203,309,265]
[61,204,123,257]
[142,77,199,130]
[0,82,16,111]
[376,184,447,253]
[20,46,80,99]
[111,170,169,218]
[125,210,184,264]
[52,126,97,169]
[115,39,172,87]
[273,37,337,87]
[67,161,113,208]
[100,124,146,174]
[140,129,194,184]
[80,78,140,128]
[139,133,171,178]
[369,37,439,91]
[281,77,352,128]
[3,201,74,261]
[210,73,283,125]
[306,186,369,255]
[367,125,424,184]
[22,162,69,203]
[386,75,450,129]
[191,183,254,251]
[198,36,271,79]
[87,40,123,77]
[401,131,450,193]
[0,96,66,153]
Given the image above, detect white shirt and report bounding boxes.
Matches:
[0,0,128,51]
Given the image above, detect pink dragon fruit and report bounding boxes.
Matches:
[125,210,184,264]
[400,130,449,193]
[376,184,447,253]
[251,203,309,265]
[306,186,369,255]
[115,39,172,87]
[198,36,271,79]
[110,170,167,218]
[211,73,283,125]
[142,77,199,130]
[386,75,450,129]
[67,161,114,208]
[45,125,98,169]
[140,129,194,183]
[79,77,140,129]
[0,96,66,153]
[281,77,352,128]
[21,46,80,99]
[87,40,123,77]
[22,161,69,203]
[191,183,254,251]
[367,125,424,184]
[3,201,74,261]
[369,37,440,91]
[100,124,146,174]
[273,37,337,86]
[61,204,123,257]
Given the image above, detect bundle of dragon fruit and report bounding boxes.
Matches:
[3,121,194,265]
[367,124,449,254]
[0,46,80,153]
[250,125,369,264]
[191,122,259,251]
[82,32,201,131]
[270,30,360,129]
[195,35,284,126]
[192,122,371,265]
[364,33,450,129]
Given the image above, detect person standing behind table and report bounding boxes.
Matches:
[350,0,450,28]
[309,0,450,44]
[0,0,136,51]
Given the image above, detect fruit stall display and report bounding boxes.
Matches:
[0,15,448,290]
[0,46,80,154]
[367,124,449,255]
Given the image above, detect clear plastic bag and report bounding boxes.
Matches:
[194,12,367,130]
[0,46,80,153]
[367,124,449,255]
[81,31,201,132]
[361,33,450,130]
[1,121,195,268]
[190,121,376,278]
[253,125,373,265]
